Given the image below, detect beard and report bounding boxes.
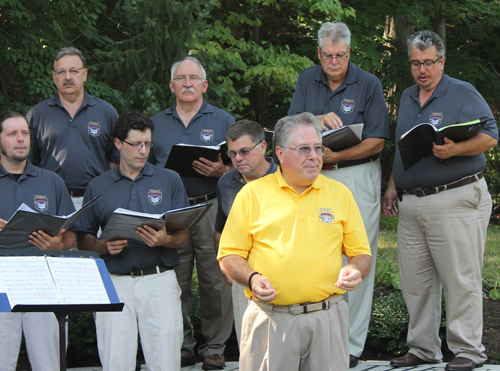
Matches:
[0,145,29,162]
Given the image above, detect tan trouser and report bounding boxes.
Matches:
[398,178,490,364]
[175,198,234,358]
[321,159,381,357]
[240,297,349,371]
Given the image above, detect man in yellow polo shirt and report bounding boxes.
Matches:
[218,112,372,371]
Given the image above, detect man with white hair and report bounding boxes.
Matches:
[289,22,390,367]
[149,56,234,370]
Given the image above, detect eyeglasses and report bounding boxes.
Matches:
[320,51,348,63]
[284,145,326,157]
[227,142,261,158]
[409,57,442,69]
[122,140,155,149]
[172,75,204,82]
[54,68,86,77]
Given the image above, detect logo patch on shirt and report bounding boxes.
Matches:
[148,189,162,205]
[200,129,214,142]
[318,208,334,225]
[340,99,355,114]
[88,122,101,136]
[429,113,443,127]
[34,196,49,212]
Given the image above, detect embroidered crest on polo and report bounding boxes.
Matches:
[34,195,49,212]
[429,113,443,127]
[318,208,334,225]
[88,122,101,136]
[148,189,162,205]
[340,99,355,114]
[200,129,214,142]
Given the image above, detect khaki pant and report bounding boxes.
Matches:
[321,159,381,357]
[175,198,233,358]
[240,298,349,371]
[398,178,490,364]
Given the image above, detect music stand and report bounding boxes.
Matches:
[0,250,124,371]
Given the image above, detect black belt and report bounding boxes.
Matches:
[68,189,85,197]
[401,172,483,198]
[188,191,216,206]
[322,154,379,171]
[130,265,171,278]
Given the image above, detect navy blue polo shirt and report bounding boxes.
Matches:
[27,92,119,190]
[80,162,189,274]
[215,157,278,233]
[393,74,498,190]
[149,100,235,197]
[288,62,389,141]
[0,161,76,249]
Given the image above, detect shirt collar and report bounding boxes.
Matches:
[48,91,95,108]
[317,60,359,89]
[235,157,276,184]
[0,160,38,180]
[409,73,449,101]
[110,162,155,182]
[275,167,324,192]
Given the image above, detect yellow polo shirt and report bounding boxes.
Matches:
[218,169,370,305]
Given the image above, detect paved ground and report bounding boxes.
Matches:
[68,360,500,370]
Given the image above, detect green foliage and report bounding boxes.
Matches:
[367,290,447,355]
[67,312,100,366]
[367,291,409,354]
[374,255,400,290]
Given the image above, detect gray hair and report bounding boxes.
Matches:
[273,112,322,150]
[407,30,446,58]
[317,22,351,49]
[226,120,265,144]
[170,56,207,81]
[53,47,86,67]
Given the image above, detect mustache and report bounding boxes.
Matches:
[63,80,75,86]
[181,87,195,94]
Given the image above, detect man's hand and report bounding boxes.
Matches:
[105,239,128,255]
[433,137,456,160]
[29,229,66,250]
[382,173,398,218]
[136,224,172,247]
[250,274,277,303]
[193,154,226,178]
[322,147,341,163]
[0,218,7,232]
[316,112,343,131]
[335,265,363,291]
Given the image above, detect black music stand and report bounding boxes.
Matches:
[0,250,124,371]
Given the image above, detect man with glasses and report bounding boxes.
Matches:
[214,120,278,345]
[27,47,119,210]
[149,56,234,370]
[78,112,189,370]
[382,31,498,371]
[288,21,390,367]
[218,112,372,371]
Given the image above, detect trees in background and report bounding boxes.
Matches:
[1,0,499,193]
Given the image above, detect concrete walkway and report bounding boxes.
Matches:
[68,360,500,370]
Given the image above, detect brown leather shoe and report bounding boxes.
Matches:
[181,355,197,367]
[202,354,225,370]
[390,353,428,367]
[445,357,483,371]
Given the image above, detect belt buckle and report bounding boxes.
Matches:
[413,188,424,197]
[130,269,143,278]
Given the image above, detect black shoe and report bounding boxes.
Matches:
[350,355,359,368]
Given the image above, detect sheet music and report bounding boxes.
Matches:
[46,257,110,304]
[0,256,60,306]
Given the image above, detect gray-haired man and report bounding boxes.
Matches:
[383,30,498,371]
[289,21,390,367]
